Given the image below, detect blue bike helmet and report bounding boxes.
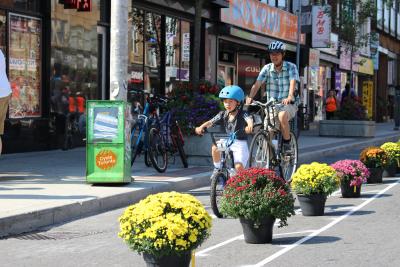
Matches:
[267,41,286,53]
[219,85,245,103]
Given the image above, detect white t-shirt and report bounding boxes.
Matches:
[0,49,11,98]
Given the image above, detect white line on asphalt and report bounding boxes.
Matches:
[250,178,400,267]
[195,230,316,257]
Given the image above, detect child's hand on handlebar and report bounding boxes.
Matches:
[195,127,205,136]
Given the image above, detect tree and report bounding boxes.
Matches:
[192,0,204,91]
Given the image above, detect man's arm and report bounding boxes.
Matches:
[246,80,263,105]
[282,64,299,105]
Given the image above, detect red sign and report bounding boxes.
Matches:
[238,58,260,78]
[77,0,91,12]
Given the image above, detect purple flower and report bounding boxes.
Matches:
[331,159,370,186]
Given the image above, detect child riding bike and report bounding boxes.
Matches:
[195,85,254,172]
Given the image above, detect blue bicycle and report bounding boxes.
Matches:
[130,90,168,173]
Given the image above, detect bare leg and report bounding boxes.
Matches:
[279,111,290,140]
[211,144,221,164]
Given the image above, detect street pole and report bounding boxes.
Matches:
[110,0,129,101]
[296,0,301,71]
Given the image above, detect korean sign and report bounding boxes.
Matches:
[221,0,304,44]
[312,5,331,48]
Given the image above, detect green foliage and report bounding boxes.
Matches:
[335,97,367,120]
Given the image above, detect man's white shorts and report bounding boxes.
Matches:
[231,140,249,167]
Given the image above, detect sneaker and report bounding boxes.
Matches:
[282,142,293,155]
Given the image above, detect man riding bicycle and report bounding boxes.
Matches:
[246,41,299,154]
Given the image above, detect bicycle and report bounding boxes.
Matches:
[130,90,168,173]
[249,98,298,182]
[207,130,237,218]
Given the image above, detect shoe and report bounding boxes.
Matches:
[212,168,220,176]
[282,142,292,155]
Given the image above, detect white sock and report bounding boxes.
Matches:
[213,162,221,169]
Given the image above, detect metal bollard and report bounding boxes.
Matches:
[394,86,400,130]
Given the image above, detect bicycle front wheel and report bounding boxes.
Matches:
[148,127,168,173]
[279,131,298,182]
[210,171,227,218]
[130,122,143,166]
[249,131,271,168]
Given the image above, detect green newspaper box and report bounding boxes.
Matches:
[86,100,132,183]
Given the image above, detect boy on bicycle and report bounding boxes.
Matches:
[195,85,253,172]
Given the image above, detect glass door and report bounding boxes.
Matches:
[217,64,236,88]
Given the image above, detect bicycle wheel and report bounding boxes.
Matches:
[148,127,168,173]
[210,171,227,218]
[279,131,298,182]
[171,129,188,168]
[130,122,143,165]
[249,131,271,168]
[144,151,152,167]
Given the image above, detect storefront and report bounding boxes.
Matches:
[208,0,305,97]
[2,0,108,153]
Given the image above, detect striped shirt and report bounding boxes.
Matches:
[256,61,299,102]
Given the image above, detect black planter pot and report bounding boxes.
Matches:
[143,251,191,267]
[239,216,276,244]
[340,182,361,198]
[383,162,397,177]
[297,194,327,216]
[367,167,383,183]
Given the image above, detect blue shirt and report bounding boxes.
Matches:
[256,61,299,102]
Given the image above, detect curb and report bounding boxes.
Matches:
[0,171,211,238]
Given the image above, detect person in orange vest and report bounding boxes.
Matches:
[325,89,337,120]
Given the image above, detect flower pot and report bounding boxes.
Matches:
[142,251,191,267]
[297,194,327,216]
[239,216,276,244]
[383,162,397,177]
[367,167,383,183]
[340,182,361,198]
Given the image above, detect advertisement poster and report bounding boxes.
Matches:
[362,81,373,119]
[8,14,42,118]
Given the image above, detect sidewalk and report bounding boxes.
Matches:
[0,122,399,237]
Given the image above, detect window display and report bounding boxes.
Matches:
[8,13,42,118]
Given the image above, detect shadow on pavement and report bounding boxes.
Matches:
[273,235,341,246]
[360,193,392,198]
[325,209,375,217]
[0,194,95,200]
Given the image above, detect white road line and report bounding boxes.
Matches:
[251,178,400,267]
[195,230,316,257]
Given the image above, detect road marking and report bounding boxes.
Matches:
[251,178,400,267]
[195,230,316,257]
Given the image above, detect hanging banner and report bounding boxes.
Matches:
[370,32,379,70]
[221,0,305,44]
[312,5,331,48]
[362,81,373,119]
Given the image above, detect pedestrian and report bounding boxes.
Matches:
[341,83,355,106]
[325,89,337,120]
[246,41,299,154]
[0,49,11,155]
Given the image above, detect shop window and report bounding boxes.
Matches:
[144,12,162,94]
[384,1,390,32]
[377,0,383,30]
[128,8,144,92]
[390,2,396,36]
[50,0,100,115]
[8,13,42,119]
[165,16,180,94]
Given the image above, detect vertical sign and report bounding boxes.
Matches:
[312,5,331,48]
[182,33,190,62]
[370,32,379,70]
[362,81,373,119]
[77,0,91,12]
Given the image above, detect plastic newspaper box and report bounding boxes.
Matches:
[86,100,132,183]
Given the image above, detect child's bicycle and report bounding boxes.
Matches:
[206,130,238,218]
[249,98,298,182]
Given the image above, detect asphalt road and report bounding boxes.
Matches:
[1,148,400,267]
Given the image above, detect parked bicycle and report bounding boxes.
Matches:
[130,90,168,173]
[207,130,237,218]
[249,98,298,182]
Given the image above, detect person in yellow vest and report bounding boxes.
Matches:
[325,89,337,120]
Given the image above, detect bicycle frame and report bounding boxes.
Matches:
[132,101,151,153]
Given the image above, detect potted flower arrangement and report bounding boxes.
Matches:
[118,192,212,267]
[219,168,295,244]
[331,160,369,198]
[380,142,400,177]
[291,162,338,216]
[359,146,388,183]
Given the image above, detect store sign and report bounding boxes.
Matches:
[77,0,91,12]
[358,57,374,75]
[318,33,338,56]
[335,71,342,91]
[130,71,143,83]
[238,58,260,78]
[362,81,373,119]
[182,33,190,62]
[312,5,331,48]
[309,48,320,68]
[221,0,304,44]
